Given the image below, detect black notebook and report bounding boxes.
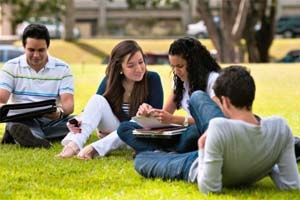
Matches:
[0,99,57,122]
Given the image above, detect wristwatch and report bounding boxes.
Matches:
[183,116,189,127]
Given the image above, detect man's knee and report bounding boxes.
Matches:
[190,90,210,105]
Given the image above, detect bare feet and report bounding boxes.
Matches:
[55,141,79,158]
[77,145,97,160]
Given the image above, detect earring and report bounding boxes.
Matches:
[120,71,123,74]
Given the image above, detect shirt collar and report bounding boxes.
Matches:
[19,54,55,69]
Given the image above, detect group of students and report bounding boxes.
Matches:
[0,23,299,194]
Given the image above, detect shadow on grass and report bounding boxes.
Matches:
[73,41,107,58]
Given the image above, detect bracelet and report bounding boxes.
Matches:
[183,116,189,127]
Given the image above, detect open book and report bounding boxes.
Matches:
[132,116,186,139]
[0,99,57,122]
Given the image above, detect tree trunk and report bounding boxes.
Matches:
[256,0,277,62]
[196,0,276,63]
[63,0,75,41]
[1,3,13,35]
[196,0,249,63]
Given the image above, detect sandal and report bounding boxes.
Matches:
[55,141,79,158]
[77,145,97,160]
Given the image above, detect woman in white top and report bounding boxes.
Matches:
[117,36,224,154]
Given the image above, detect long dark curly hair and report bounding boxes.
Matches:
[168,37,221,109]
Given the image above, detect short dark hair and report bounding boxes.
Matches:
[22,23,50,48]
[213,65,255,110]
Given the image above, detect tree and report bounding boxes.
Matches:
[1,0,62,34]
[63,0,76,41]
[196,0,277,63]
[243,0,277,62]
[196,0,249,63]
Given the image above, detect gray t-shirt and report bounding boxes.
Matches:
[188,116,300,194]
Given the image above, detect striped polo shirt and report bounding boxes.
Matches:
[0,54,74,104]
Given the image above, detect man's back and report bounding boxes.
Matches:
[200,116,299,189]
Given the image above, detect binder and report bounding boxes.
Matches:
[0,99,57,122]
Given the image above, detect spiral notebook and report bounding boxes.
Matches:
[0,99,57,122]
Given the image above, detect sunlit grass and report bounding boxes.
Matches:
[13,38,300,65]
[0,62,300,199]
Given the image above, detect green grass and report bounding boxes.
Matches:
[1,59,300,199]
[12,38,300,64]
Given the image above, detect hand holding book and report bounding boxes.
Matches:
[132,115,186,139]
[147,109,175,125]
[136,103,154,117]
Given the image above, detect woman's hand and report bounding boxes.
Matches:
[67,117,82,133]
[150,109,173,124]
[136,103,153,117]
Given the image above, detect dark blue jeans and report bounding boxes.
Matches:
[134,151,198,181]
[117,90,224,153]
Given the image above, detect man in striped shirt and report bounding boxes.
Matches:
[0,23,74,148]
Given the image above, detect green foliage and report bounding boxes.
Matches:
[0,63,299,199]
[2,0,64,31]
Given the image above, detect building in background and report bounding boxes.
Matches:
[1,0,300,38]
[73,0,300,38]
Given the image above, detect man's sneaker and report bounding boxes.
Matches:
[9,123,52,149]
[1,130,16,144]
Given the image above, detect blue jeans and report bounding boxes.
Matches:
[134,151,198,181]
[117,90,224,153]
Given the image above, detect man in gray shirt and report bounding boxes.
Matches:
[134,65,300,194]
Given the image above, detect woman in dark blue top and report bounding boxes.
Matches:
[96,72,163,119]
[57,40,163,159]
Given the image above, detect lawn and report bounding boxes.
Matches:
[0,42,300,199]
[12,38,300,64]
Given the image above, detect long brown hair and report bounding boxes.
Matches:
[103,40,148,121]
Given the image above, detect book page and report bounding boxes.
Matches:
[134,126,186,134]
[132,116,181,129]
[6,105,55,116]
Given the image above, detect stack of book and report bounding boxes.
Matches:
[132,116,186,139]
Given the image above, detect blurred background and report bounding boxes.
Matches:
[1,0,300,64]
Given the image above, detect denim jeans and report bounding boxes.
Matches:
[188,90,224,135]
[117,90,224,153]
[117,121,180,153]
[134,151,198,181]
